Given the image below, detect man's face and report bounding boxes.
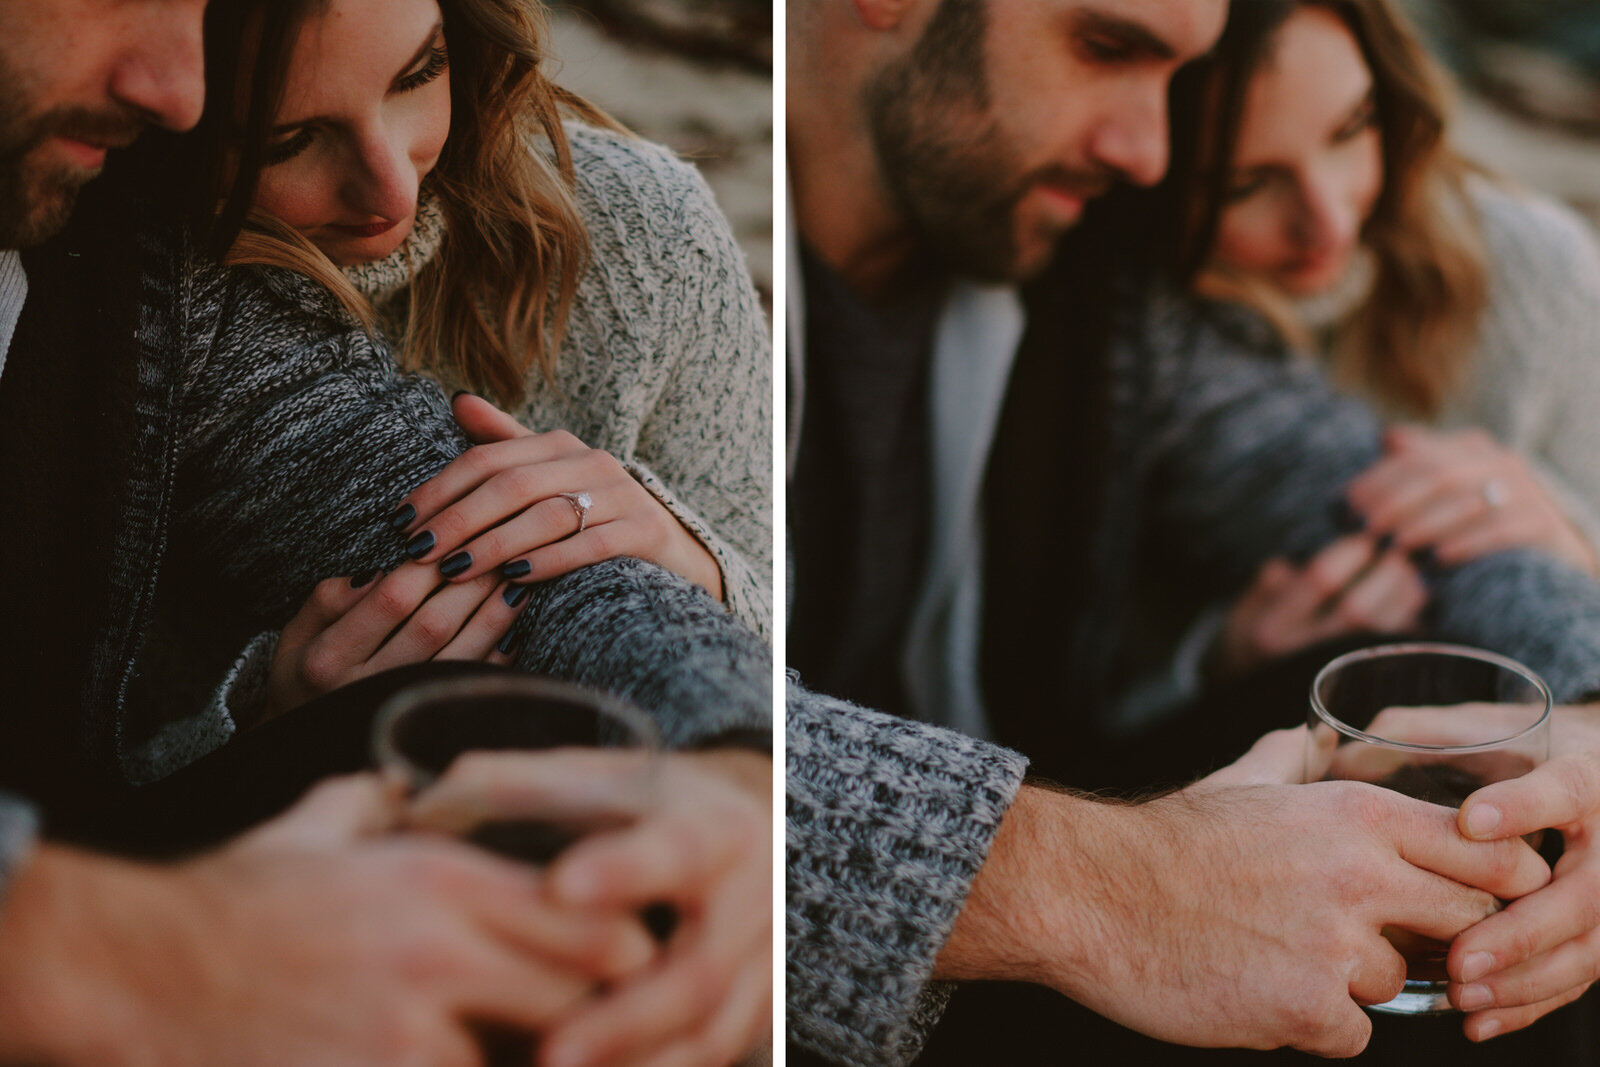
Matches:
[866,0,1227,282]
[0,0,207,248]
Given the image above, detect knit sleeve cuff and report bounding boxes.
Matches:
[621,459,773,643]
[208,630,281,734]
[785,682,1028,1066]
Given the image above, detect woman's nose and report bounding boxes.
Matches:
[345,133,418,221]
[1293,171,1359,254]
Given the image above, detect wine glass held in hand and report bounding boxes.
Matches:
[373,675,663,1066]
[1305,643,1552,1016]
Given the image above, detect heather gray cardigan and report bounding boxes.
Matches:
[786,274,1600,1066]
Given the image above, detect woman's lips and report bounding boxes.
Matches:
[329,219,401,239]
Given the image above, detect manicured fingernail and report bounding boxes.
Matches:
[496,630,521,656]
[1409,545,1439,571]
[1460,951,1496,983]
[451,389,477,401]
[1457,983,1493,1011]
[502,584,531,608]
[1464,803,1502,838]
[501,558,532,579]
[349,568,379,589]
[404,530,435,559]
[388,503,416,531]
[1476,1019,1502,1041]
[439,551,472,578]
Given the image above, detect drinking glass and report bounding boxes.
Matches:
[1304,642,1550,1015]
[373,674,661,1065]
[374,673,659,859]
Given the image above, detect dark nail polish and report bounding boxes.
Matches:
[404,530,436,559]
[1410,545,1439,571]
[451,389,478,402]
[1329,497,1365,533]
[388,503,416,531]
[1376,532,1396,554]
[501,559,532,580]
[502,583,531,608]
[349,568,379,589]
[439,551,472,578]
[496,630,521,656]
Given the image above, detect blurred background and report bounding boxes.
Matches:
[1403,0,1600,229]
[546,0,773,311]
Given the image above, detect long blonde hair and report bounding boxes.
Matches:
[193,0,626,406]
[1166,0,1489,418]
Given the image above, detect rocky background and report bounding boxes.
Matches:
[546,1,773,310]
[1403,0,1600,227]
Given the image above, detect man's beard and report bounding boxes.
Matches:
[0,64,143,247]
[862,0,1107,283]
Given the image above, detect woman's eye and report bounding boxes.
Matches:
[395,43,449,94]
[1223,172,1269,203]
[264,127,316,166]
[1333,98,1378,143]
[1079,33,1133,63]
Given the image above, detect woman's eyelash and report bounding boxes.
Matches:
[264,126,316,166]
[396,44,449,93]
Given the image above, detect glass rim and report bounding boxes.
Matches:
[1309,642,1552,753]
[372,673,662,783]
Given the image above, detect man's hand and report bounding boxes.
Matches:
[1444,703,1600,1039]
[933,729,1549,1057]
[0,776,655,1066]
[410,748,773,1067]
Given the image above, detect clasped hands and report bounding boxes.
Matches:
[1218,701,1600,1044]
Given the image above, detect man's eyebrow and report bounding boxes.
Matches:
[1073,9,1177,61]
[389,19,446,90]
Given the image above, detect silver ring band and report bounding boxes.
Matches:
[558,491,593,533]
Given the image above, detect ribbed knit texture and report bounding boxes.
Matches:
[337,125,772,639]
[0,250,26,378]
[785,679,1027,1066]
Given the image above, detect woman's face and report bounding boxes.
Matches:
[252,0,452,266]
[1207,6,1384,296]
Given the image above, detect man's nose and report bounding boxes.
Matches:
[109,3,207,132]
[1086,85,1170,189]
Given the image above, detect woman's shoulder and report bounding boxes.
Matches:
[561,121,735,262]
[1466,175,1600,292]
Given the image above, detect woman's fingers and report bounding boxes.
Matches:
[391,432,592,544]
[411,453,635,579]
[435,582,534,664]
[363,569,503,673]
[451,393,531,446]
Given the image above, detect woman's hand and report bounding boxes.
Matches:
[1345,426,1598,575]
[264,562,533,720]
[1212,535,1428,681]
[389,395,723,599]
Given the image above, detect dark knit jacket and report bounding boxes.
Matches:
[0,169,770,856]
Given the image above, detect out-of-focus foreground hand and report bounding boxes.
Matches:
[0,775,654,1066]
[1445,703,1600,1039]
[933,727,1549,1058]
[410,748,773,1067]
